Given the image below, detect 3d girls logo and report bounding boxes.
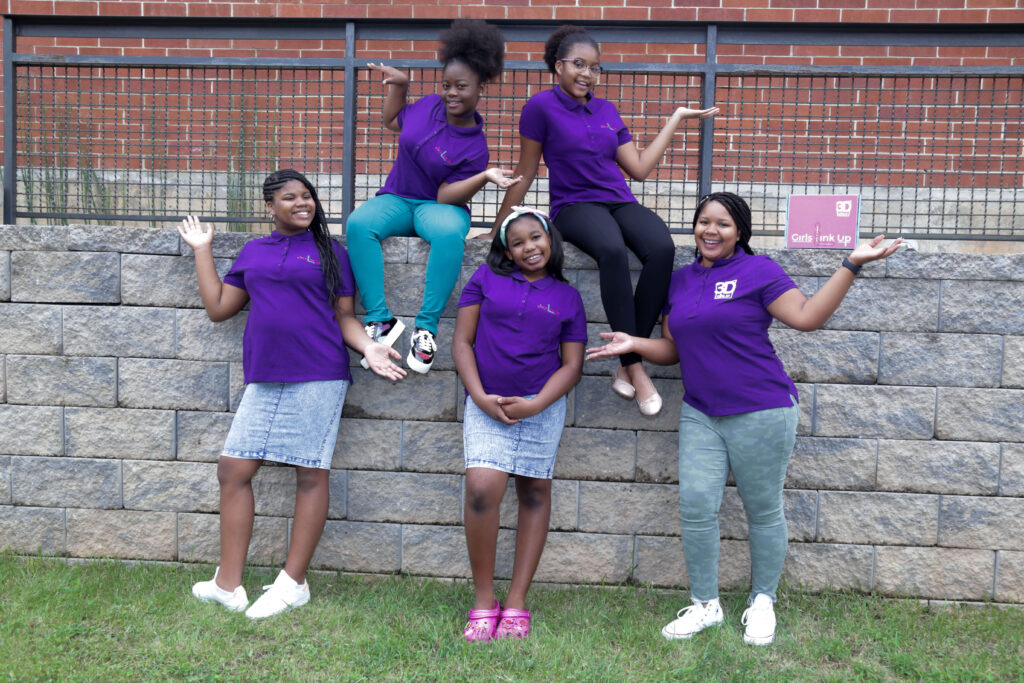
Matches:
[713,280,737,300]
[537,303,561,316]
[297,255,321,266]
[435,146,450,162]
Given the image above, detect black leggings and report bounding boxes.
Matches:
[555,201,675,367]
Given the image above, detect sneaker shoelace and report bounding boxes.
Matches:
[414,331,436,353]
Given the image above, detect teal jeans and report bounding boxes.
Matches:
[677,398,799,602]
[345,193,471,334]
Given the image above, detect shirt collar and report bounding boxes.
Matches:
[510,267,556,289]
[432,96,485,135]
[267,229,314,243]
[552,84,593,113]
[694,247,747,269]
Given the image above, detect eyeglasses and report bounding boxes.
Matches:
[559,58,602,76]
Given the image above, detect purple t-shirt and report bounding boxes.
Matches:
[458,263,588,397]
[664,249,798,416]
[224,230,356,384]
[519,86,636,219]
[378,93,489,208]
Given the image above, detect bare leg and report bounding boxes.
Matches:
[215,456,263,591]
[504,476,552,610]
[283,466,331,585]
[464,467,509,610]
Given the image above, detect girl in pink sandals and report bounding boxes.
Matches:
[452,207,586,641]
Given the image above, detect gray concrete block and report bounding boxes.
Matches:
[333,418,401,471]
[787,437,876,491]
[935,388,1024,442]
[175,309,246,361]
[342,369,457,422]
[876,439,999,495]
[66,508,177,560]
[0,224,67,251]
[401,420,462,474]
[818,491,939,546]
[1001,443,1024,497]
[822,278,940,332]
[123,461,219,512]
[65,407,175,460]
[496,478,578,531]
[245,466,346,520]
[770,329,879,384]
[632,536,752,590]
[382,235,410,264]
[6,355,117,407]
[874,546,994,600]
[11,456,121,509]
[795,383,813,436]
[0,457,8,503]
[121,254,232,308]
[0,405,63,455]
[1001,336,1024,389]
[939,496,1024,550]
[0,354,4,403]
[534,531,634,584]
[579,481,678,535]
[67,225,180,254]
[0,251,8,301]
[573,374,681,432]
[119,358,229,411]
[11,251,120,303]
[0,505,65,555]
[814,384,935,439]
[886,250,1024,281]
[554,427,636,481]
[717,488,817,543]
[995,550,1024,603]
[63,305,176,358]
[575,268,639,325]
[783,542,875,593]
[312,520,402,573]
[767,248,884,278]
[229,362,245,412]
[636,430,678,484]
[400,524,516,578]
[177,512,288,565]
[374,262,460,320]
[181,231,260,259]
[0,303,62,354]
[176,411,234,463]
[348,471,461,524]
[879,333,1002,387]
[940,280,1024,334]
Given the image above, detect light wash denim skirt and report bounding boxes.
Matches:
[222,380,349,470]
[463,394,566,479]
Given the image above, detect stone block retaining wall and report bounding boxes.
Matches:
[1,224,1023,604]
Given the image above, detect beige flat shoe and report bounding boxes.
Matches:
[637,391,663,416]
[611,367,636,399]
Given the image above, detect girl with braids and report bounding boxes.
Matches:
[181,169,406,619]
[488,24,717,416]
[346,18,519,374]
[587,192,902,646]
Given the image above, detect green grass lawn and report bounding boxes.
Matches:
[1,552,1021,682]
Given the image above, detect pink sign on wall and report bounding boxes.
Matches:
[785,195,860,249]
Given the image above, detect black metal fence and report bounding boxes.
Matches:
[4,17,1024,239]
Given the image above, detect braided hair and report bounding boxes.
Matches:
[437,19,505,83]
[543,25,599,74]
[262,169,342,307]
[692,191,756,261]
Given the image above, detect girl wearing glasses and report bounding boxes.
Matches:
[488,25,717,416]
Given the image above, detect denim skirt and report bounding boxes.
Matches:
[463,394,566,479]
[222,380,349,470]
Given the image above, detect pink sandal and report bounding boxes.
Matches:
[463,600,501,643]
[494,607,531,639]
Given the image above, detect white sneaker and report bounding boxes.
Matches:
[191,567,248,612]
[741,593,776,646]
[661,598,724,640]
[244,569,310,619]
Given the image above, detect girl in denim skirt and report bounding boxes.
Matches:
[452,207,586,642]
[180,169,406,619]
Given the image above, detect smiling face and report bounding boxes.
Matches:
[694,200,740,267]
[266,179,315,235]
[554,42,600,103]
[440,60,483,126]
[503,216,551,281]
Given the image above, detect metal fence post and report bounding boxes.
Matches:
[3,16,16,224]
[341,21,356,233]
[697,23,717,202]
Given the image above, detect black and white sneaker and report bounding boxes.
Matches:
[406,328,437,374]
[360,317,405,370]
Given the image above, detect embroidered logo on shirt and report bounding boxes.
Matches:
[435,145,450,162]
[714,280,737,300]
[537,303,560,316]
[297,255,321,266]
[601,122,616,131]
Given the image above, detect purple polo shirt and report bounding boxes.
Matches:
[378,93,489,208]
[519,86,636,219]
[664,249,799,416]
[458,263,588,397]
[224,230,356,384]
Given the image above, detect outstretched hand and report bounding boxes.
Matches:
[676,106,719,120]
[367,63,409,86]
[849,235,904,267]
[363,342,407,381]
[484,168,523,189]
[177,215,213,251]
[585,331,636,360]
